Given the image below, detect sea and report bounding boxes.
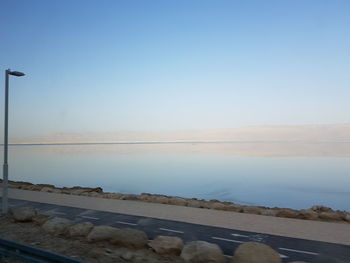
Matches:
[3,142,350,211]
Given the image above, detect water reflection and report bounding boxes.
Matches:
[4,142,350,211]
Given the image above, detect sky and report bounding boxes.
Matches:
[1,0,350,138]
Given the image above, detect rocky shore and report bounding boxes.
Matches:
[0,206,310,263]
[3,179,350,224]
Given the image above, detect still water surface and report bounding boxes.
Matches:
[5,142,350,211]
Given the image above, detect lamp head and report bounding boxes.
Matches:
[8,71,25,77]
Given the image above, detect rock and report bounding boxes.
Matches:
[20,184,42,191]
[260,209,278,216]
[153,196,169,204]
[243,206,262,215]
[181,241,225,263]
[87,225,119,242]
[37,184,55,188]
[70,189,87,195]
[300,209,319,220]
[12,207,37,222]
[67,222,94,237]
[168,197,188,206]
[224,204,243,212]
[40,186,55,192]
[50,188,62,194]
[344,214,350,222]
[149,235,184,255]
[319,212,343,221]
[42,217,73,235]
[138,194,151,201]
[102,193,123,199]
[276,209,301,219]
[121,252,134,260]
[121,194,139,200]
[32,214,52,225]
[187,200,202,208]
[70,186,103,193]
[232,242,281,263]
[110,228,148,248]
[310,205,333,213]
[88,192,101,197]
[210,202,226,210]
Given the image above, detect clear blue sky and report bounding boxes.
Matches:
[1,0,350,138]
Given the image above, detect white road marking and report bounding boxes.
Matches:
[279,247,318,256]
[211,237,244,244]
[116,221,138,226]
[79,215,99,220]
[159,228,184,234]
[231,233,249,238]
[279,253,289,259]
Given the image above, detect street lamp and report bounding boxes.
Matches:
[2,69,25,214]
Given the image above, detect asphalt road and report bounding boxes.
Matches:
[2,198,350,263]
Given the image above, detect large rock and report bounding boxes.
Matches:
[42,217,72,235]
[181,241,225,263]
[260,209,278,216]
[187,200,202,208]
[88,192,101,197]
[32,214,52,225]
[110,228,148,248]
[344,214,350,222]
[210,202,226,210]
[20,184,42,191]
[70,186,103,194]
[224,204,243,212]
[168,197,188,206]
[153,196,169,204]
[12,207,37,222]
[232,242,281,263]
[40,186,55,192]
[310,205,333,213]
[67,222,94,237]
[243,206,262,215]
[300,209,319,220]
[87,225,119,242]
[318,212,343,221]
[102,193,123,199]
[149,235,184,255]
[276,209,301,219]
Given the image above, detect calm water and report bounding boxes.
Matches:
[4,142,350,211]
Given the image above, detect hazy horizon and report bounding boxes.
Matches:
[10,123,350,144]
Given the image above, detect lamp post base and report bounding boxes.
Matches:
[2,164,8,214]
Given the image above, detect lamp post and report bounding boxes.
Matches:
[2,69,25,214]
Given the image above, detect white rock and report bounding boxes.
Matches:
[42,217,73,235]
[181,241,225,263]
[67,222,94,237]
[187,200,202,208]
[149,235,183,255]
[168,197,187,206]
[12,207,37,222]
[110,228,148,248]
[232,242,281,263]
[87,225,119,242]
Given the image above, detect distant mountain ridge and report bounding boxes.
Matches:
[14,124,350,144]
